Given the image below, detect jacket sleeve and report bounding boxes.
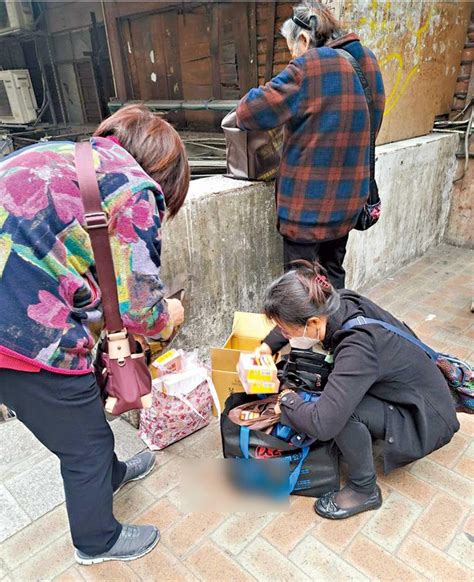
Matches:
[109,188,174,341]
[264,326,289,354]
[235,60,304,131]
[279,329,380,441]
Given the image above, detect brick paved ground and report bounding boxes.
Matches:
[0,243,473,581]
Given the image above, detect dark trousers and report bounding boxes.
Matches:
[334,395,386,493]
[0,369,126,555]
[283,235,349,289]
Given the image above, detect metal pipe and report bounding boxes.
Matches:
[107,100,238,114]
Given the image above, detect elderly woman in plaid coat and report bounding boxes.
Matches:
[236,1,385,288]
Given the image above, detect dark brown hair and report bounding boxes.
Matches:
[94,104,190,218]
[263,260,340,326]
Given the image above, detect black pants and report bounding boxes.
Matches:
[283,234,349,289]
[0,369,126,555]
[334,395,386,493]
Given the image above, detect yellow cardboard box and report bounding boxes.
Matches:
[210,312,274,414]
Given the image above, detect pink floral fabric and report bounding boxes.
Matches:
[139,381,213,450]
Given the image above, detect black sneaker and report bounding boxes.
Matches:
[75,524,160,565]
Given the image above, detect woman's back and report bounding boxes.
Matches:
[0,137,169,372]
[236,33,385,243]
[298,289,460,470]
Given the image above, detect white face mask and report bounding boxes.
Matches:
[289,323,320,350]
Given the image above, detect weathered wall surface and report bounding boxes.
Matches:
[345,133,459,288]
[98,1,469,140]
[444,158,474,249]
[160,177,283,353]
[340,1,471,144]
[160,133,458,351]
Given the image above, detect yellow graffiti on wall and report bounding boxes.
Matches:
[357,1,434,117]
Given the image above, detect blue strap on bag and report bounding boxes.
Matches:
[342,316,473,413]
[342,316,438,359]
[239,426,251,459]
[273,390,320,444]
[238,426,310,494]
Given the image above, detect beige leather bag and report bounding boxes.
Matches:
[221,110,283,181]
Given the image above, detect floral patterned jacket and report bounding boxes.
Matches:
[0,137,173,374]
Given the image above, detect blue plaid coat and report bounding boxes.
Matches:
[236,33,385,242]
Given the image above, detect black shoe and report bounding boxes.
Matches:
[314,486,382,520]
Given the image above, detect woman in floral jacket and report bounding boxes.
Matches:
[0,105,189,564]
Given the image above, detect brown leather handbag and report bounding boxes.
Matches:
[221,110,283,181]
[75,142,153,416]
[227,395,280,434]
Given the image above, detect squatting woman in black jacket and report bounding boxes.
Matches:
[259,261,459,519]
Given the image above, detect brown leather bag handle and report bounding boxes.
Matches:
[74,141,123,333]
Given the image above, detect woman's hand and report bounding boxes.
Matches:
[274,388,296,415]
[166,298,185,328]
[255,342,272,358]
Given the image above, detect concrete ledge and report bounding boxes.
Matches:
[161,133,458,351]
[346,132,458,288]
[161,177,281,352]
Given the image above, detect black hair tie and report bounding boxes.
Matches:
[292,14,312,31]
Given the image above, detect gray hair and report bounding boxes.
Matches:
[263,261,341,326]
[281,1,342,49]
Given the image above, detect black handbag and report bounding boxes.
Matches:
[278,349,333,393]
[336,49,381,231]
[221,392,340,498]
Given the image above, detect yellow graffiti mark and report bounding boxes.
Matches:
[358,5,433,117]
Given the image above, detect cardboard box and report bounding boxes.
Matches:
[210,312,275,414]
[238,353,279,394]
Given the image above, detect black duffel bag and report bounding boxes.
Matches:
[221,391,340,498]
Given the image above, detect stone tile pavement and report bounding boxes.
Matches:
[0,243,473,581]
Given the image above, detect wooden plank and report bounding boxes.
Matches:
[274,37,289,50]
[232,3,252,95]
[177,4,211,127]
[221,43,237,64]
[276,2,293,21]
[102,0,128,100]
[119,19,138,99]
[248,1,258,87]
[114,1,206,20]
[149,14,170,100]
[163,10,183,100]
[265,2,276,82]
[210,3,222,100]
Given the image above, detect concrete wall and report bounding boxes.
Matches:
[160,133,458,352]
[160,178,282,354]
[444,158,474,249]
[345,133,459,289]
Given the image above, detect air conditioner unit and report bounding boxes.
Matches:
[0,70,37,124]
[0,1,34,35]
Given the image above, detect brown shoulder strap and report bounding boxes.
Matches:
[74,141,123,333]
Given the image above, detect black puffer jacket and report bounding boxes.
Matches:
[269,290,460,473]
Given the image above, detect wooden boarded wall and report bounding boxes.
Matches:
[116,3,252,127]
[49,1,471,140]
